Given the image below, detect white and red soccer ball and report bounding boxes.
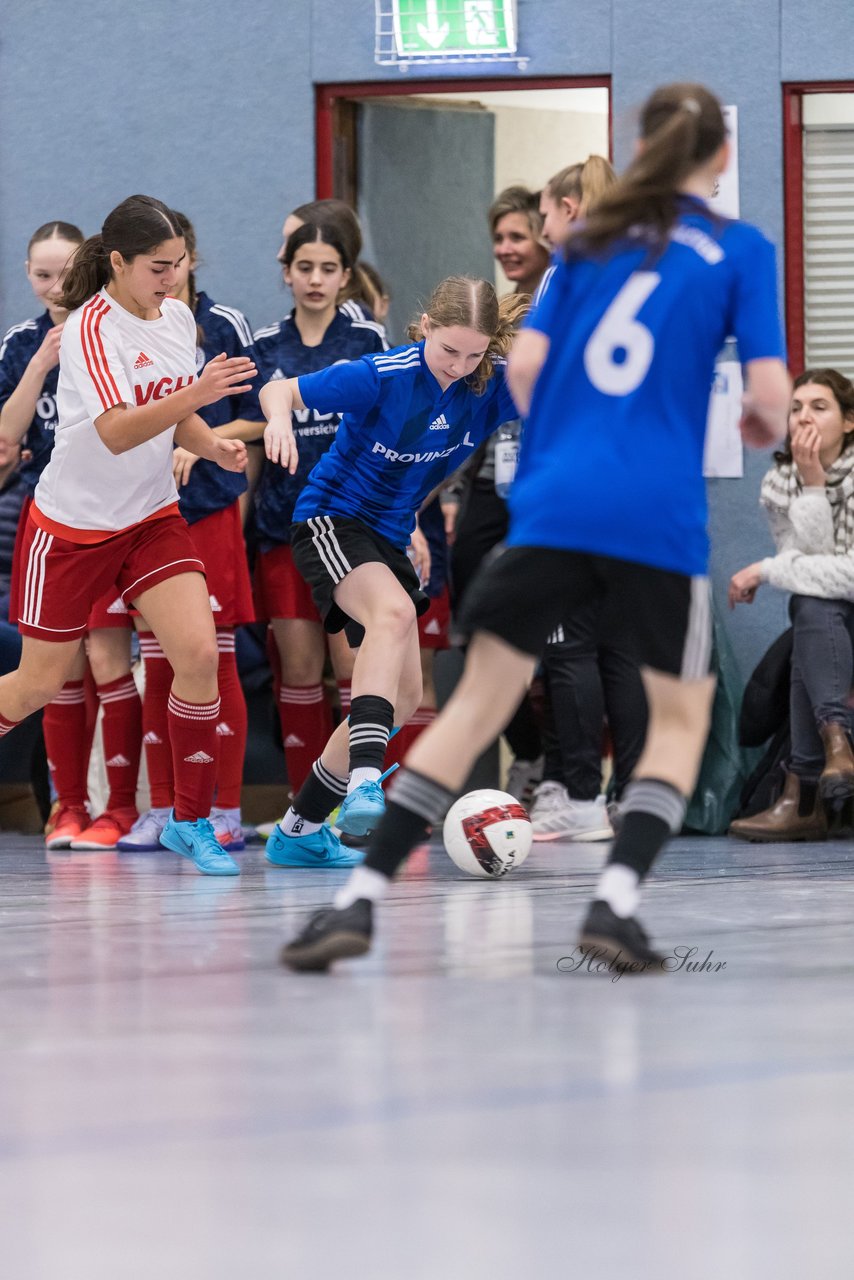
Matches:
[442,789,532,879]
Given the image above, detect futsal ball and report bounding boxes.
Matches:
[443,789,532,879]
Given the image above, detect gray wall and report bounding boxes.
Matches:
[3,0,854,678]
[357,102,496,342]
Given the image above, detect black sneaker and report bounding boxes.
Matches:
[280,899,373,972]
[578,899,663,971]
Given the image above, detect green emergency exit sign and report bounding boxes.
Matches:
[392,0,517,58]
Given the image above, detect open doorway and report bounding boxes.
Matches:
[316,78,611,341]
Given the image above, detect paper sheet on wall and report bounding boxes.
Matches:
[708,105,739,218]
[704,360,744,478]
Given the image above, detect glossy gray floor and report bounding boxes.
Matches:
[1,830,853,1280]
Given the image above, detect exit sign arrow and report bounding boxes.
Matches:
[416,0,449,48]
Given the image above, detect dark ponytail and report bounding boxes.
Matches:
[61,194,183,311]
[569,82,726,260]
[172,210,206,348]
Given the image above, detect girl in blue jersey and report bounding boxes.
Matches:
[281,82,792,973]
[121,212,259,855]
[260,275,525,869]
[251,220,385,796]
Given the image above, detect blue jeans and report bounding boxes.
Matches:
[789,594,854,779]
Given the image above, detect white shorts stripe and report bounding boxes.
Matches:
[681,576,712,680]
[23,529,53,627]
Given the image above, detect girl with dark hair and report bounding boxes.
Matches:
[278,198,387,327]
[281,82,790,973]
[0,195,256,877]
[259,275,526,870]
[120,210,260,854]
[244,220,385,796]
[730,369,854,840]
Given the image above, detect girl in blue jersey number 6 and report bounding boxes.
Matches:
[261,276,525,868]
[282,82,792,972]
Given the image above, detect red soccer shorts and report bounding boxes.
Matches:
[254,543,319,623]
[186,501,254,627]
[14,512,205,643]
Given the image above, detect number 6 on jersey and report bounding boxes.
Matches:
[583,272,661,396]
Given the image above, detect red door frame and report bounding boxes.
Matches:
[783,81,854,372]
[315,75,612,198]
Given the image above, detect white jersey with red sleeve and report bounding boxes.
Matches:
[33,289,197,534]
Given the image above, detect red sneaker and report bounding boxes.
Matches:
[70,807,138,851]
[45,804,91,850]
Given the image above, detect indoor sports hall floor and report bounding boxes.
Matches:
[1,830,853,1280]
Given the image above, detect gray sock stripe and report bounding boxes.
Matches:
[312,759,348,795]
[623,780,686,833]
[388,769,454,826]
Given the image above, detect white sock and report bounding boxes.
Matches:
[334,866,390,909]
[211,805,241,821]
[596,864,641,918]
[348,766,381,793]
[279,807,323,837]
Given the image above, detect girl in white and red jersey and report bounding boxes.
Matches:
[0,194,255,876]
[121,211,260,856]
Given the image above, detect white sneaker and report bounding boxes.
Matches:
[506,755,544,806]
[533,793,613,843]
[530,780,570,834]
[209,806,246,851]
[116,808,170,851]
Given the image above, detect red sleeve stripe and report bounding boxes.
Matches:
[81,296,123,412]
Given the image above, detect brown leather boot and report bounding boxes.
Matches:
[729,771,827,842]
[818,722,854,801]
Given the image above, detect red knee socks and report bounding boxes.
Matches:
[96,674,142,811]
[384,706,437,770]
[214,630,247,810]
[139,632,174,808]
[168,691,220,822]
[43,680,89,807]
[277,684,332,793]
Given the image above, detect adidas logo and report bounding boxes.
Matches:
[424,618,441,635]
[284,734,305,747]
[183,750,214,764]
[134,351,154,369]
[106,597,127,614]
[429,413,450,431]
[209,594,222,611]
[106,753,131,767]
[216,722,234,737]
[143,731,162,746]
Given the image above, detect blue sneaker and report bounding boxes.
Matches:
[160,811,240,876]
[265,822,364,868]
[336,765,399,836]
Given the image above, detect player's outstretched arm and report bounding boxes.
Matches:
[740,358,791,449]
[260,376,301,473]
[94,354,255,455]
[507,329,550,418]
[174,414,248,475]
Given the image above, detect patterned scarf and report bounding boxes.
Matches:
[760,448,854,555]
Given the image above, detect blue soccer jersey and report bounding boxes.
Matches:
[0,312,60,494]
[510,197,785,575]
[252,309,386,546]
[294,342,517,549]
[177,291,258,525]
